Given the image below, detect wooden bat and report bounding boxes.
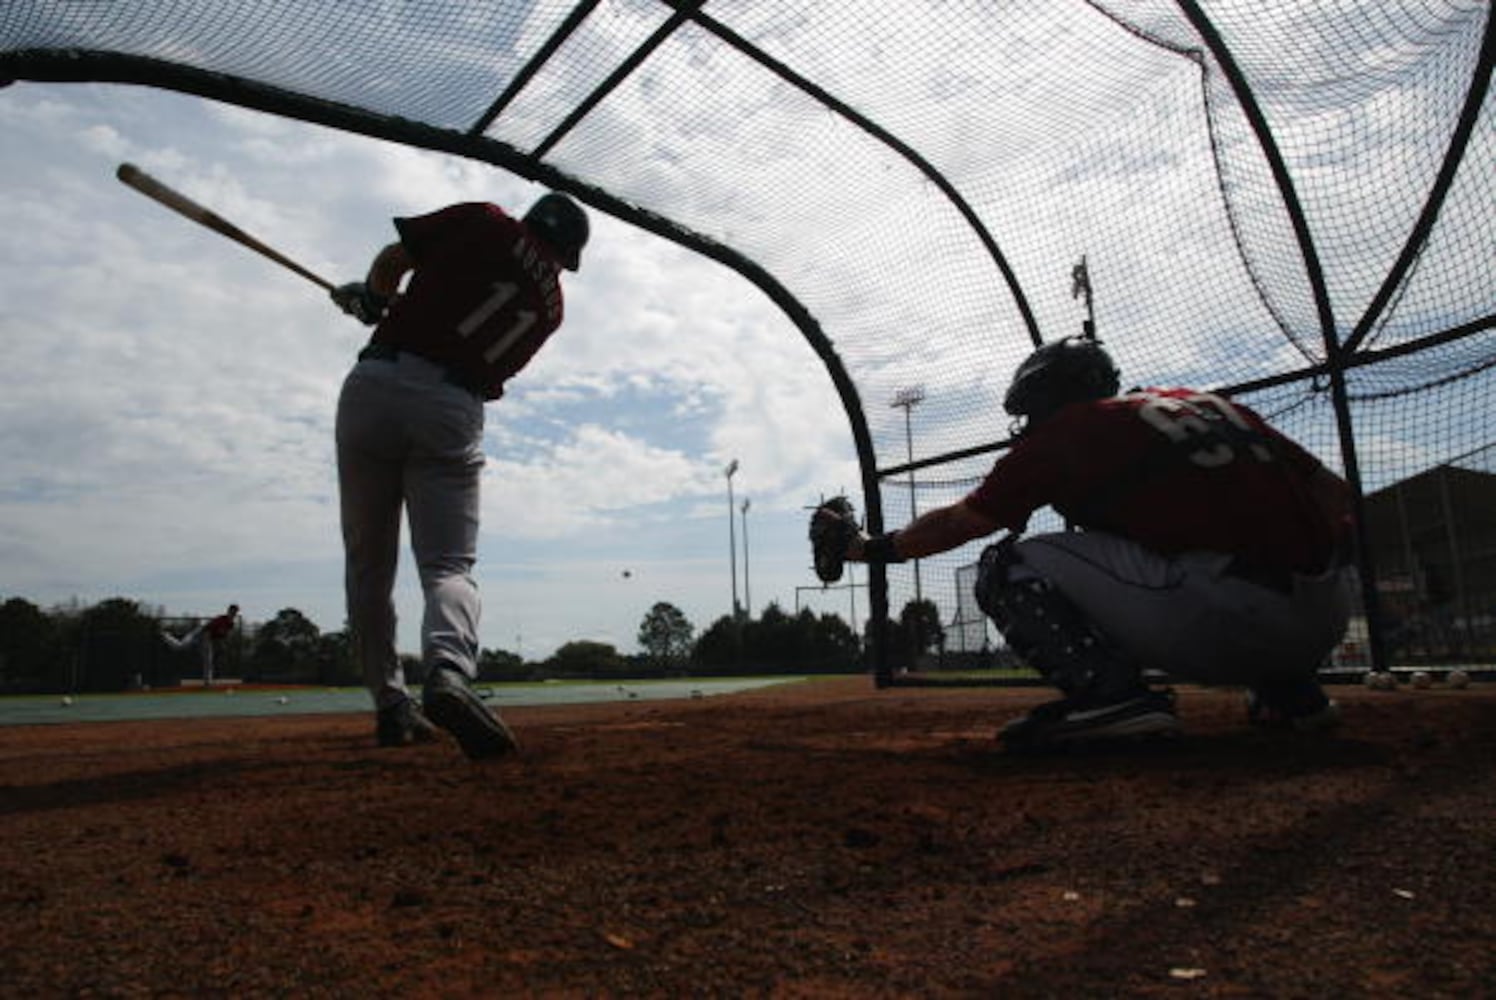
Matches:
[115,162,334,291]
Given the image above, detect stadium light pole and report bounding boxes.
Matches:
[725,459,740,619]
[741,497,752,619]
[891,387,926,602]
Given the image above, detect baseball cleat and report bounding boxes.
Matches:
[375,696,440,748]
[1246,681,1341,733]
[1000,688,1181,753]
[422,665,519,759]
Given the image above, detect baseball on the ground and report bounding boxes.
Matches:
[1446,669,1471,689]
[1371,672,1397,691]
[1410,670,1432,689]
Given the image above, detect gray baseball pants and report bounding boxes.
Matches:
[162,625,215,684]
[1010,530,1354,686]
[336,352,485,711]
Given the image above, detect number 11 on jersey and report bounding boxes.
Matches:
[457,281,539,363]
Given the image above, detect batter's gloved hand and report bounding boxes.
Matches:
[331,282,388,326]
[809,495,860,584]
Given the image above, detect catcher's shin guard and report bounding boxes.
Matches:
[974,537,1141,701]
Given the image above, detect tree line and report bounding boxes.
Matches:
[0,593,949,694]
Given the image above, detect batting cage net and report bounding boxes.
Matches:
[4,2,1492,684]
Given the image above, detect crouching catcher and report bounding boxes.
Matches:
[814,336,1355,752]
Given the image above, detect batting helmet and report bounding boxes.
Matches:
[1003,336,1120,424]
[523,192,589,272]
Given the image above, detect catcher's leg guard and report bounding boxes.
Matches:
[975,537,1143,702]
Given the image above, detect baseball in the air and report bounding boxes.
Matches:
[1410,670,1432,689]
[60,695,74,707]
[1446,669,1470,689]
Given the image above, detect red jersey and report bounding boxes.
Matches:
[205,613,236,640]
[965,388,1341,572]
[372,203,565,400]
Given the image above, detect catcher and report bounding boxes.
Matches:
[811,336,1355,752]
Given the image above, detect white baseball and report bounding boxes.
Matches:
[1410,670,1431,689]
[1446,669,1470,689]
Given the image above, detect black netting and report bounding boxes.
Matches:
[4,0,1491,678]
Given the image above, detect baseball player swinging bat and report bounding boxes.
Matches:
[115,162,333,291]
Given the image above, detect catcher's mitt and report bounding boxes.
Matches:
[809,496,860,583]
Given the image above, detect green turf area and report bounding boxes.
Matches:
[0,677,815,726]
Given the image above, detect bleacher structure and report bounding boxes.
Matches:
[4,2,1491,685]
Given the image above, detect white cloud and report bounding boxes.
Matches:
[485,423,717,538]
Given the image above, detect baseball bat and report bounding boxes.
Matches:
[115,162,334,291]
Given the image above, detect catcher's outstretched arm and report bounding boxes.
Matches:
[855,500,998,563]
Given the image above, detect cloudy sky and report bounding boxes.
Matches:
[0,81,861,660]
[2,5,1487,664]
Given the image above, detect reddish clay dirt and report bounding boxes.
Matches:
[2,677,1494,998]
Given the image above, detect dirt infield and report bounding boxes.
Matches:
[3,676,1494,997]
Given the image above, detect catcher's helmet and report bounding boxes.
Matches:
[1003,336,1120,424]
[523,192,589,272]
